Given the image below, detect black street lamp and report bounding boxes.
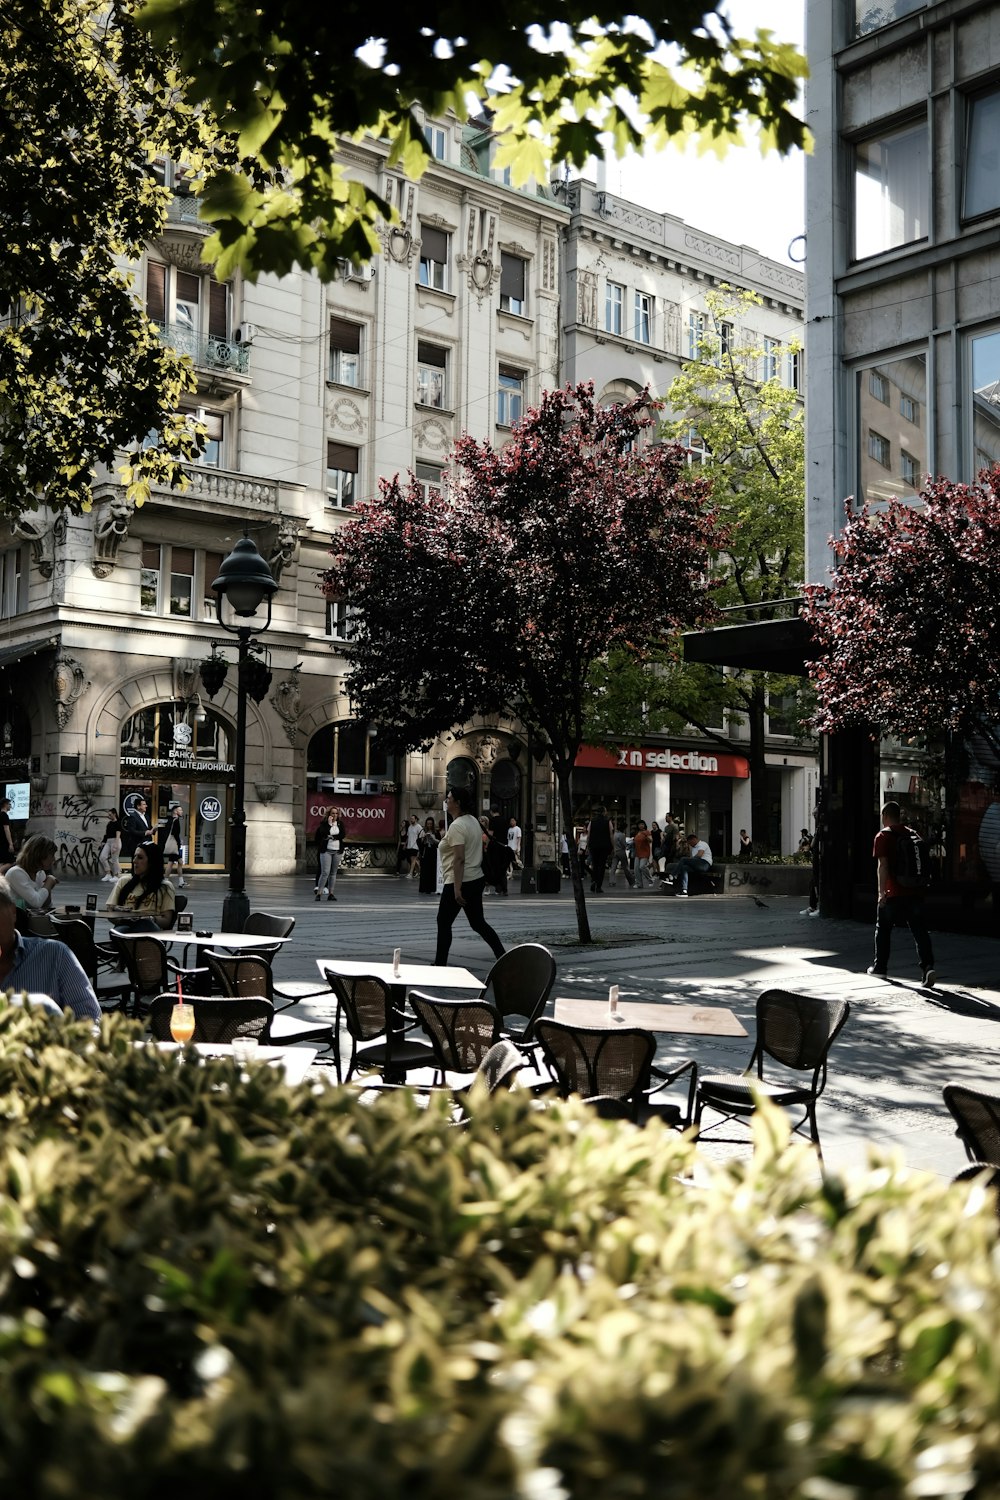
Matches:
[211,534,277,929]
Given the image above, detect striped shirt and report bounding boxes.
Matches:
[4,935,101,1022]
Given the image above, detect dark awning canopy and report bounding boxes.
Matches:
[682,615,816,676]
[0,638,58,672]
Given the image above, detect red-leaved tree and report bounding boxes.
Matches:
[802,473,1000,741]
[322,384,719,942]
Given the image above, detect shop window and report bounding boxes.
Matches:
[329,317,362,386]
[964,85,1000,220]
[327,441,359,507]
[307,720,393,778]
[854,120,929,260]
[416,341,447,408]
[418,226,449,291]
[120,703,229,762]
[500,252,527,315]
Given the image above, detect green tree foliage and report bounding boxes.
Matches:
[2,1003,1000,1496]
[137,0,809,281]
[591,287,807,847]
[321,385,717,941]
[803,473,1000,742]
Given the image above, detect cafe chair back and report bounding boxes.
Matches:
[116,934,210,1019]
[50,915,131,1014]
[240,910,296,966]
[943,1084,1000,1197]
[321,967,438,1085]
[147,993,272,1044]
[693,989,850,1163]
[408,992,502,1077]
[534,1019,657,1122]
[482,943,556,1044]
[205,951,334,1053]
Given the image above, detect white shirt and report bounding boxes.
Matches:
[6,865,50,911]
[405,821,421,851]
[688,839,713,866]
[439,814,484,883]
[507,823,521,853]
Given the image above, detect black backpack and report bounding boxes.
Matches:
[893,826,929,890]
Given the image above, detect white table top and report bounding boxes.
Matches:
[553,996,747,1037]
[316,958,481,990]
[151,1042,317,1085]
[112,929,289,949]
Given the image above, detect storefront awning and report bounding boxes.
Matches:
[0,637,57,671]
[682,616,816,676]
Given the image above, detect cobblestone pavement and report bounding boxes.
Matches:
[58,869,1000,1180]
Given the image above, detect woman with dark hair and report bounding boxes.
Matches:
[434,785,505,966]
[104,842,176,930]
[418,816,439,894]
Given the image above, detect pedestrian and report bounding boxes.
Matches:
[483,827,516,896]
[97,809,122,882]
[660,813,684,876]
[418,816,439,894]
[667,832,713,897]
[866,801,935,987]
[650,820,663,874]
[315,810,345,901]
[798,828,813,855]
[434,785,505,966]
[738,828,752,860]
[507,816,522,868]
[396,821,409,877]
[632,819,653,890]
[586,805,613,894]
[121,796,149,861]
[405,813,421,879]
[609,822,634,888]
[559,830,570,877]
[576,825,590,879]
[0,797,15,863]
[158,801,186,887]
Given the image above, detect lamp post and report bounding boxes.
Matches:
[211,535,277,929]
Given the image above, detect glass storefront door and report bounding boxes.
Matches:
[119,779,230,872]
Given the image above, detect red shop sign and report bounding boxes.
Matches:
[306,792,399,842]
[576,745,749,779]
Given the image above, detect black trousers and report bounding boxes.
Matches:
[589,847,610,891]
[435,876,505,965]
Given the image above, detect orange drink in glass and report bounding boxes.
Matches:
[170,1003,195,1044]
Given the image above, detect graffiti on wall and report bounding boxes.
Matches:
[56,837,99,878]
[60,793,102,831]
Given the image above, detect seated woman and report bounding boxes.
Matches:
[104,842,176,931]
[6,835,59,911]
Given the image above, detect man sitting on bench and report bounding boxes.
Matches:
[665,832,713,898]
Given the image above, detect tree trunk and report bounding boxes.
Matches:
[554,758,592,944]
[748,680,771,850]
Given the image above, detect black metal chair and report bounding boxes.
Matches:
[408,992,502,1079]
[533,1018,694,1126]
[693,990,851,1162]
[113,933,209,1018]
[147,993,273,1044]
[50,915,131,1014]
[943,1084,1000,1192]
[321,967,439,1085]
[239,911,295,964]
[203,951,334,1051]
[481,943,556,1046]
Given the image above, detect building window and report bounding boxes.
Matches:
[327,441,359,508]
[964,86,1000,221]
[970,329,1000,478]
[900,449,921,488]
[415,461,443,499]
[784,349,802,391]
[416,342,447,408]
[202,551,224,619]
[329,318,362,386]
[146,261,229,342]
[0,546,27,620]
[140,546,225,618]
[605,282,624,335]
[325,599,357,641]
[767,688,799,737]
[186,410,224,468]
[634,290,653,344]
[868,430,891,468]
[684,427,710,465]
[855,0,925,37]
[497,367,524,426]
[869,370,890,404]
[423,124,447,161]
[762,337,780,382]
[719,319,734,359]
[500,252,527,315]
[854,120,929,260]
[169,547,195,617]
[900,393,919,425]
[687,310,705,360]
[140,542,160,613]
[418,226,449,291]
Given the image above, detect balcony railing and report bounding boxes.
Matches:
[157,323,250,376]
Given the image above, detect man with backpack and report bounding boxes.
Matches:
[867,800,935,987]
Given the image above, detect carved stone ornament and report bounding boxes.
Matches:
[254,780,279,804]
[386,223,413,264]
[473,734,502,771]
[14,511,62,580]
[413,417,451,453]
[268,518,299,583]
[92,495,132,577]
[330,396,365,434]
[50,652,89,730]
[269,666,301,745]
[172,658,201,704]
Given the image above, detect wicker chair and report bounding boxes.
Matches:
[481,943,556,1046]
[693,989,851,1162]
[202,952,334,1051]
[239,911,296,965]
[533,1018,693,1125]
[50,915,131,1014]
[114,934,209,1018]
[408,992,502,1078]
[320,967,439,1085]
[147,993,273,1044]
[943,1084,1000,1192]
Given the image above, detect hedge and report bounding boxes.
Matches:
[1,1003,999,1498]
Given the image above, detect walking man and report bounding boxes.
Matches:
[867,801,935,987]
[609,822,633,888]
[586,805,614,894]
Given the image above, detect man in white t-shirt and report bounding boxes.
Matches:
[669,833,713,897]
[405,814,421,878]
[506,817,522,866]
[435,786,506,965]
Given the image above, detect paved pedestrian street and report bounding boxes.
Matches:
[59,870,1000,1181]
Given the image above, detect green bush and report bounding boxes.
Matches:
[1,1004,999,1498]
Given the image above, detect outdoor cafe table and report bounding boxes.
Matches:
[317,958,482,1083]
[111,928,291,968]
[553,996,748,1037]
[150,1042,317,1086]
